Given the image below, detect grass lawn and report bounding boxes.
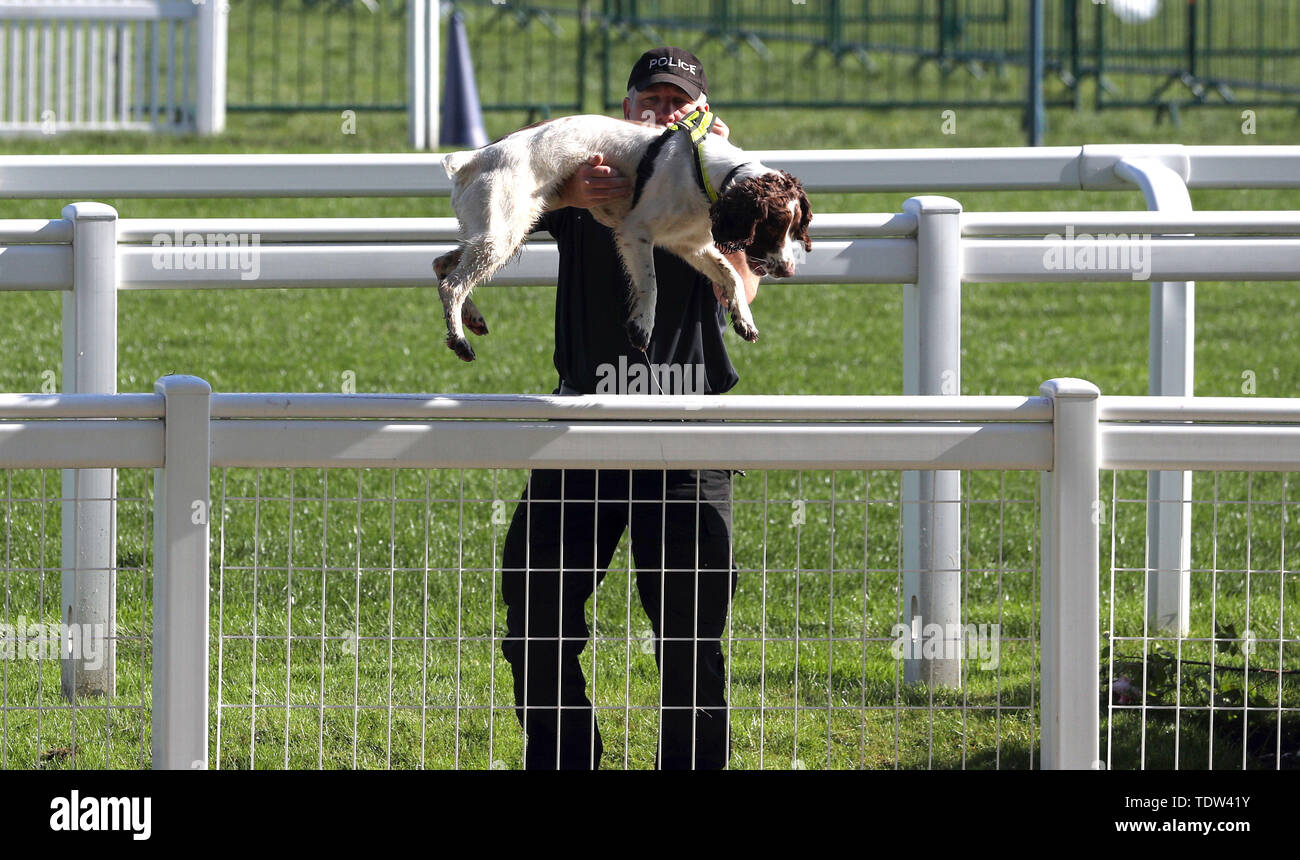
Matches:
[1,49,1299,768]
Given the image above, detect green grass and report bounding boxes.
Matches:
[2,40,1300,768]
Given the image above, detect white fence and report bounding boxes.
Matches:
[0,144,1298,766]
[0,0,226,134]
[1,381,1297,768]
[0,0,444,143]
[3,143,1299,646]
[4,191,1299,695]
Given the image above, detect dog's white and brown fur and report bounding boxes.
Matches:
[434,113,812,361]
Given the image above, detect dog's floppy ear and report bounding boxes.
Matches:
[787,172,813,252]
[710,179,762,254]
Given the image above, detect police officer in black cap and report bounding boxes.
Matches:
[499,47,761,769]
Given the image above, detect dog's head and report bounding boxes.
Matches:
[709,169,812,279]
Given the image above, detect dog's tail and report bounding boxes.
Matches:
[442,150,477,180]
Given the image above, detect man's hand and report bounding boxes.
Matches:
[547,154,631,211]
[661,103,730,140]
[714,248,759,309]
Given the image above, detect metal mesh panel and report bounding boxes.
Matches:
[227,0,411,112]
[0,467,153,770]
[599,0,1076,111]
[220,0,1300,119]
[1101,470,1300,770]
[211,465,1041,769]
[1091,0,1300,110]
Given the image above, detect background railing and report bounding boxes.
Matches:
[220,1,1300,122]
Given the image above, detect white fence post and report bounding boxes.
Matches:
[1039,378,1100,770]
[902,195,963,687]
[408,0,439,150]
[428,0,440,149]
[196,0,229,135]
[60,202,118,701]
[152,375,212,770]
[1115,157,1193,636]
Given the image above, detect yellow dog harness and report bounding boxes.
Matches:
[630,108,742,209]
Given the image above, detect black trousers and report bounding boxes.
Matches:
[501,467,738,769]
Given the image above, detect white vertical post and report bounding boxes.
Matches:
[195,0,227,135]
[1039,378,1100,770]
[152,375,212,770]
[61,202,118,701]
[409,0,426,150]
[1114,158,1192,635]
[408,0,439,150]
[426,0,439,149]
[901,195,963,687]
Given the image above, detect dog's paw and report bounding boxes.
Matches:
[433,249,462,282]
[462,307,489,337]
[625,319,653,352]
[446,335,477,362]
[731,315,759,343]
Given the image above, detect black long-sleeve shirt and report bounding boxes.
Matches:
[532,207,739,395]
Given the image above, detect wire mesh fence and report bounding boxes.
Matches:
[1091,0,1300,111]
[0,468,153,770]
[208,465,1042,769]
[222,0,1300,121]
[598,0,1079,111]
[4,437,1298,769]
[227,0,412,113]
[226,0,591,117]
[1101,470,1300,770]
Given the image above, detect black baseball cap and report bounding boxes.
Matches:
[626,47,708,101]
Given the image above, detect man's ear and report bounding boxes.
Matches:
[622,98,631,121]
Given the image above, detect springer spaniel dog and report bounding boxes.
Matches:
[434,112,812,361]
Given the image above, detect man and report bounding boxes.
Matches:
[500,47,761,770]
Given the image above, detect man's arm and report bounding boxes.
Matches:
[718,250,760,306]
[543,154,632,212]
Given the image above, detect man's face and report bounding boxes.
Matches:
[623,82,702,127]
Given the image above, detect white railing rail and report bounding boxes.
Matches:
[14,386,1300,470]
[1,145,1298,196]
[1115,157,1195,638]
[5,209,1300,290]
[4,380,1300,769]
